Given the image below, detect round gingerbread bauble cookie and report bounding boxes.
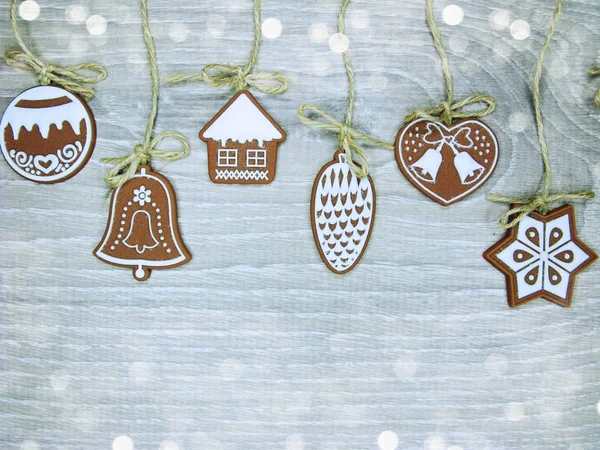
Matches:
[1,85,96,183]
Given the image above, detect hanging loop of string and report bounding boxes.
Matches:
[101,0,190,189]
[166,63,287,94]
[298,104,394,179]
[165,0,287,95]
[4,0,107,101]
[487,0,594,228]
[590,66,600,106]
[405,0,496,126]
[297,0,393,178]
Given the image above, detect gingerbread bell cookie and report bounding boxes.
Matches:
[95,0,191,281]
[485,0,596,308]
[397,0,498,205]
[95,166,191,281]
[2,0,106,183]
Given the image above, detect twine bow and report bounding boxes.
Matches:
[101,131,190,189]
[487,192,595,228]
[167,63,287,94]
[298,104,393,179]
[5,0,106,101]
[591,66,600,106]
[4,51,107,101]
[405,94,496,126]
[487,0,594,228]
[165,0,288,95]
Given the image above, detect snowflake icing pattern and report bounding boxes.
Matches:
[133,185,152,206]
[486,205,596,307]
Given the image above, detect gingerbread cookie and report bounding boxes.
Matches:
[1,85,96,183]
[200,90,286,185]
[311,150,375,274]
[484,205,597,307]
[395,118,498,206]
[95,165,191,281]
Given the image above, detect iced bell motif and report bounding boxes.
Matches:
[94,165,191,281]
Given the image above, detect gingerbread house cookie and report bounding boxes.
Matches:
[199,90,286,184]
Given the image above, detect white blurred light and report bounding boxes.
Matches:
[169,23,190,43]
[66,5,86,25]
[285,435,304,450]
[219,359,243,381]
[448,35,469,54]
[509,112,529,133]
[505,402,525,422]
[484,353,508,376]
[159,441,180,450]
[112,435,134,450]
[87,15,107,36]
[425,435,445,450]
[596,400,600,415]
[489,10,510,30]
[393,357,417,378]
[69,37,89,55]
[443,5,464,26]
[262,18,282,39]
[51,370,70,391]
[448,446,464,450]
[129,361,154,384]
[19,1,40,21]
[368,73,388,92]
[207,15,227,37]
[312,54,332,75]
[493,40,512,59]
[350,10,369,29]
[308,23,329,43]
[329,33,349,53]
[377,431,399,450]
[549,59,569,79]
[20,442,40,450]
[510,20,530,40]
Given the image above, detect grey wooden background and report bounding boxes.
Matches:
[1,0,599,449]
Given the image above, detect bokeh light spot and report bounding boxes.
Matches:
[19,1,40,21]
[443,5,464,26]
[262,18,283,39]
[510,20,530,40]
[377,431,399,450]
[87,15,107,36]
[329,33,349,53]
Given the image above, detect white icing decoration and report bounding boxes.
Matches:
[312,152,375,274]
[4,86,88,139]
[201,91,283,146]
[496,211,591,300]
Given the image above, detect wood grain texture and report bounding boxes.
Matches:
[0,0,599,449]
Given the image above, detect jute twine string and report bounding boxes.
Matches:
[165,0,287,94]
[405,0,495,126]
[298,0,394,178]
[101,0,190,189]
[487,0,594,228]
[591,66,600,106]
[4,0,107,101]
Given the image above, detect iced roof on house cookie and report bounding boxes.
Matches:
[200,90,285,146]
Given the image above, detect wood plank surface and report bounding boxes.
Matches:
[0,0,599,449]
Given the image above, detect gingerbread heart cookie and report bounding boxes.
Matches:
[395,118,499,206]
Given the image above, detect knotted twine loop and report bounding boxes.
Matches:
[165,0,288,95]
[591,66,600,106]
[166,63,287,94]
[4,0,107,101]
[101,131,190,189]
[298,105,393,179]
[298,0,394,178]
[487,0,594,228]
[101,0,190,189]
[405,0,496,127]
